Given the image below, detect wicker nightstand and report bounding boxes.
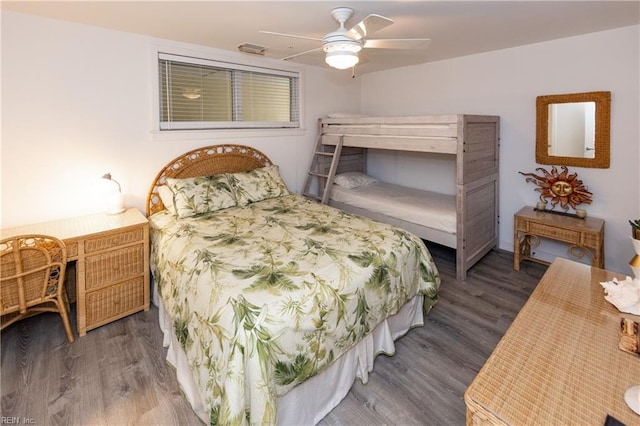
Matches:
[1,208,150,336]
[513,206,604,270]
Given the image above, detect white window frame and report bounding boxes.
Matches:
[150,44,305,139]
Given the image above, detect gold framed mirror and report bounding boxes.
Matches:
[536,91,611,168]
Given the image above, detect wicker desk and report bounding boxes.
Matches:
[1,208,150,336]
[514,206,604,270]
[465,258,640,425]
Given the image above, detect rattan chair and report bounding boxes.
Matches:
[0,234,74,343]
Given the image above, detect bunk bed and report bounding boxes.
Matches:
[310,114,500,280]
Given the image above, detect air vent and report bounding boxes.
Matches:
[238,43,266,55]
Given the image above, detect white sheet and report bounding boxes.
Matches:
[154,285,424,425]
[330,181,457,235]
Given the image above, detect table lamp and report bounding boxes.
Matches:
[101,173,125,214]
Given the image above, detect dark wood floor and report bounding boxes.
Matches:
[1,244,547,425]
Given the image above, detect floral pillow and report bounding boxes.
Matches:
[165,175,237,218]
[227,165,290,206]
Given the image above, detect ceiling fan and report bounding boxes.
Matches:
[260,7,431,70]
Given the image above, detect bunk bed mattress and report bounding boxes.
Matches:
[330,181,457,235]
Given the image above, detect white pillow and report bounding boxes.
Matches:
[157,185,177,215]
[333,172,378,189]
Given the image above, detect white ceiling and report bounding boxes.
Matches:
[3,1,639,74]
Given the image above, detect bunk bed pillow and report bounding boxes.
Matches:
[229,165,290,206]
[166,175,237,218]
[334,172,378,189]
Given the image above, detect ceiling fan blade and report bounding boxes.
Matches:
[363,38,431,50]
[280,47,323,61]
[348,14,393,40]
[259,30,323,42]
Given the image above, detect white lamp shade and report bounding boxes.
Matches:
[106,191,125,215]
[100,173,125,214]
[325,51,359,69]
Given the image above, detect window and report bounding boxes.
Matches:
[158,53,300,130]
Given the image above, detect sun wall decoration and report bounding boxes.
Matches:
[520,166,593,212]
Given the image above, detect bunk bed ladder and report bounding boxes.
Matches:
[302,135,344,204]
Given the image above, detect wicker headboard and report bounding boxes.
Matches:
[146,144,273,216]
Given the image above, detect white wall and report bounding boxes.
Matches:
[1,11,360,228]
[360,25,640,274]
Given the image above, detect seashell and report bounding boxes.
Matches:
[600,276,640,315]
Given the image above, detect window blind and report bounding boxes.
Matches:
[159,53,300,130]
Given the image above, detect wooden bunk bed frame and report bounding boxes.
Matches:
[315,114,500,281]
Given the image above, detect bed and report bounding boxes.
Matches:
[330,177,457,248]
[146,144,440,425]
[311,114,500,280]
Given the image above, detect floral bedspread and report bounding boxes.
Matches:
[149,194,440,425]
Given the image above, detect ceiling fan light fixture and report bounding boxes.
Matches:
[182,88,201,100]
[323,39,362,53]
[325,50,359,69]
[261,7,430,71]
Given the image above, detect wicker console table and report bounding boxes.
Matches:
[514,206,604,270]
[465,258,640,425]
[1,208,150,336]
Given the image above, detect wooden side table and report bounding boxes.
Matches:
[1,208,150,336]
[513,206,604,270]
